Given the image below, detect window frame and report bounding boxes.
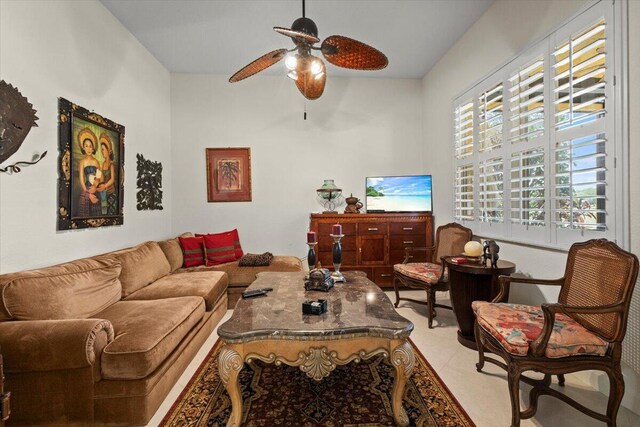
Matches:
[451,0,628,251]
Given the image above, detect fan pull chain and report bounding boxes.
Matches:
[304,101,307,120]
[302,0,305,18]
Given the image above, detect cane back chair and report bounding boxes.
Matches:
[393,222,472,328]
[473,239,639,427]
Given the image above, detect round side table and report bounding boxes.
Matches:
[443,257,516,350]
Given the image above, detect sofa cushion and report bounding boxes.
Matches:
[115,242,171,297]
[158,238,183,272]
[178,255,302,287]
[124,271,228,311]
[0,257,122,321]
[96,297,205,379]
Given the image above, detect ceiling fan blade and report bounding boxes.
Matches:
[294,58,326,100]
[274,26,320,44]
[229,49,288,83]
[321,35,388,70]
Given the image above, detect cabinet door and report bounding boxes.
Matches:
[358,235,387,265]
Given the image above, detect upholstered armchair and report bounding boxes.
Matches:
[473,239,639,427]
[393,222,472,328]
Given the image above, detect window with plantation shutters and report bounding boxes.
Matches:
[478,83,503,152]
[478,157,504,223]
[509,57,544,144]
[454,164,474,221]
[510,148,545,226]
[451,1,622,249]
[454,101,474,158]
[553,133,607,231]
[553,20,606,130]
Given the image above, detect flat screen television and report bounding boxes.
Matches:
[365,175,432,213]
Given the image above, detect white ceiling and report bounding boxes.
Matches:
[101,0,493,79]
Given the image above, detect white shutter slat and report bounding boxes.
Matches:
[510,147,546,227]
[553,133,607,231]
[509,56,545,145]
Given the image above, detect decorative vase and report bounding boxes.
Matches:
[344,193,363,213]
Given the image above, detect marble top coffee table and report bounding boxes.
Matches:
[217,271,415,427]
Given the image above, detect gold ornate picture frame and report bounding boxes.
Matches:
[57,98,125,230]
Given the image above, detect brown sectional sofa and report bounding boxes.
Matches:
[0,234,301,426]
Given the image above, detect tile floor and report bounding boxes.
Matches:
[145,291,640,427]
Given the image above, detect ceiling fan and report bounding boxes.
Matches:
[228,0,388,100]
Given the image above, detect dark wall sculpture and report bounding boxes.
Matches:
[0,80,46,173]
[136,153,163,211]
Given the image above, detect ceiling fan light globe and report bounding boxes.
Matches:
[285,54,298,70]
[314,71,325,80]
[311,60,323,75]
[287,70,298,80]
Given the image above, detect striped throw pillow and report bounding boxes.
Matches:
[198,232,237,266]
[178,236,206,268]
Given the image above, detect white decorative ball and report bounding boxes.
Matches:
[464,241,483,257]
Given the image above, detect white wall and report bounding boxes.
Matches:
[0,0,172,273]
[171,74,423,258]
[422,0,640,413]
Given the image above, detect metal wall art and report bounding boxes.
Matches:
[57,98,125,230]
[136,153,163,211]
[206,147,252,202]
[0,80,46,174]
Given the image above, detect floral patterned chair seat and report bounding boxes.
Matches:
[393,262,445,284]
[473,301,609,358]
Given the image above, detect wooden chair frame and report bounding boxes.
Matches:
[474,239,639,427]
[393,222,472,328]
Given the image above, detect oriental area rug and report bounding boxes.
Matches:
[160,339,474,427]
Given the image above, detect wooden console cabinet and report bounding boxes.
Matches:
[309,213,433,288]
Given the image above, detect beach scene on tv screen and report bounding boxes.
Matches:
[366,176,432,212]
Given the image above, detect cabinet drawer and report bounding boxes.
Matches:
[374,267,394,288]
[389,222,426,235]
[389,235,426,251]
[358,222,388,235]
[390,249,429,265]
[318,250,357,267]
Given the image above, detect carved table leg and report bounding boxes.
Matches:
[391,341,415,427]
[218,346,244,427]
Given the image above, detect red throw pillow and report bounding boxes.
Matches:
[197,232,237,266]
[178,236,206,268]
[230,228,244,259]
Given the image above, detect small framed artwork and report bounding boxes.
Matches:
[206,147,251,202]
[57,98,125,230]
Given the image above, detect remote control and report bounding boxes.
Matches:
[242,289,268,298]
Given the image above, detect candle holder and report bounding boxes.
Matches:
[330,234,346,282]
[307,242,318,271]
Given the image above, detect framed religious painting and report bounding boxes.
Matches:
[57,98,125,230]
[206,147,252,202]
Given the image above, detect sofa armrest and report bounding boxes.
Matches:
[0,319,114,373]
